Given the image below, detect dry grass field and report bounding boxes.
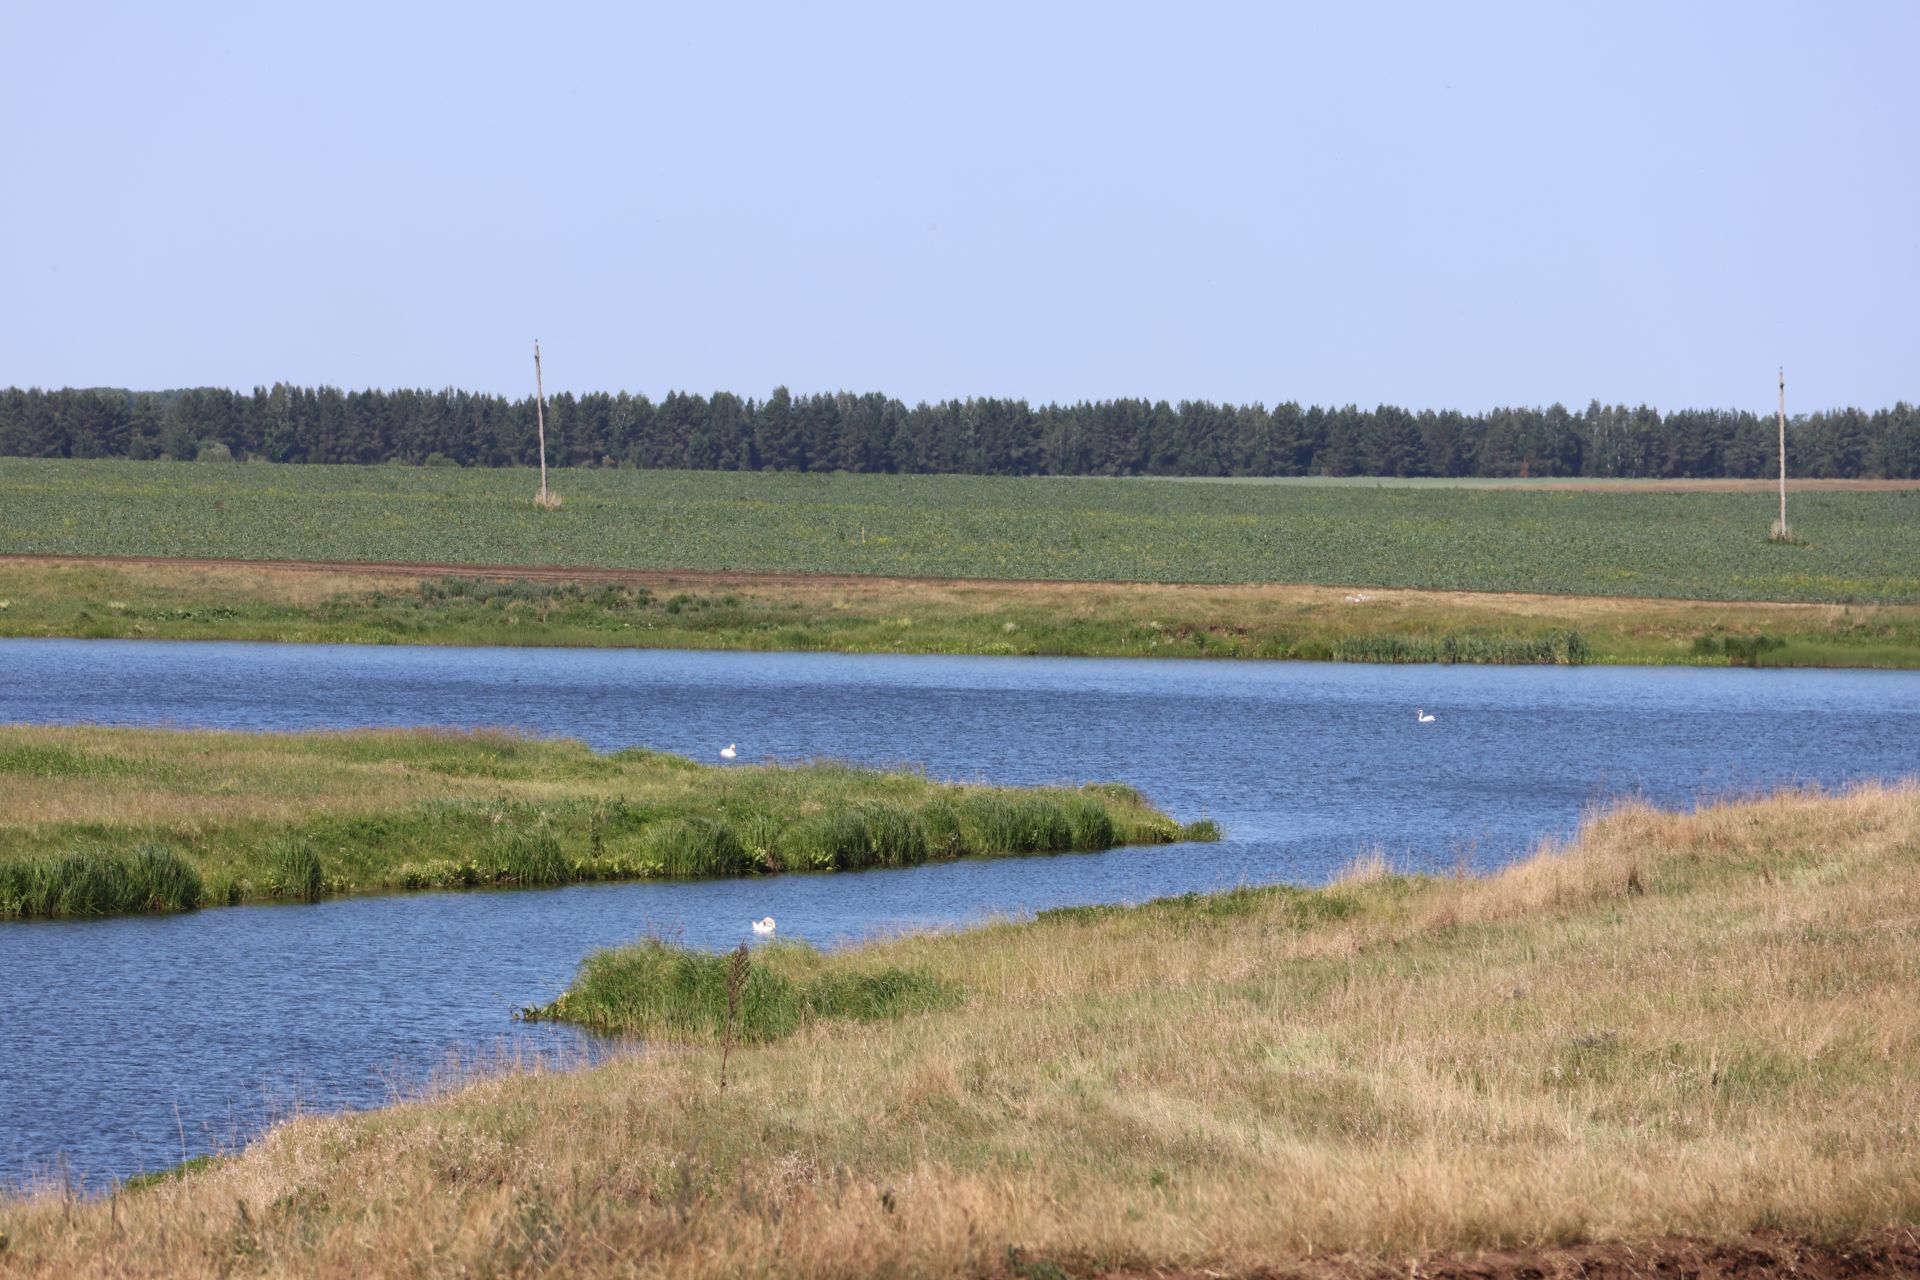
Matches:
[3,782,1916,1276]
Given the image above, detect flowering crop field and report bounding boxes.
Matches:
[1,459,1915,602]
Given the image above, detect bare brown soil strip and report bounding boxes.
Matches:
[0,551,912,591]
[1098,1229,1920,1278]
[0,551,1878,613]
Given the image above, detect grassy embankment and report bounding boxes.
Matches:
[2,782,1915,1276]
[7,557,1920,667]
[0,726,1208,920]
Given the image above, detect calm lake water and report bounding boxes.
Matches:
[2,638,1916,1188]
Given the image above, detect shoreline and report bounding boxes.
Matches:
[4,781,1915,1273]
[4,555,1917,668]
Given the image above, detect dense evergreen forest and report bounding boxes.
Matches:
[2,384,1916,479]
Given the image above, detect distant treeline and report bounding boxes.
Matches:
[3,384,1917,479]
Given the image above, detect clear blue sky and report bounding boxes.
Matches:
[3,1,1914,413]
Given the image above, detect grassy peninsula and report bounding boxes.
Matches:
[7,556,1920,668]
[0,726,1209,919]
[3,782,1915,1276]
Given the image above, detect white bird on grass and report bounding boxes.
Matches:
[1417,709,1436,723]
[751,916,776,936]
[720,743,737,760]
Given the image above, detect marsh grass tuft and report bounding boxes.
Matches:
[525,938,957,1042]
[0,843,203,918]
[262,836,328,902]
[484,823,572,886]
[1692,632,1788,666]
[645,818,752,877]
[1333,630,1590,664]
[1062,793,1117,849]
[957,794,1073,855]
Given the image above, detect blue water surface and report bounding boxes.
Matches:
[1,638,1915,1186]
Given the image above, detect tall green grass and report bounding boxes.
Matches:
[261,835,328,902]
[645,819,753,877]
[759,788,1179,873]
[1332,630,1590,664]
[522,938,957,1042]
[483,823,573,886]
[0,844,203,918]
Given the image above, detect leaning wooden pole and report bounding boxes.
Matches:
[1774,367,1789,540]
[533,339,555,508]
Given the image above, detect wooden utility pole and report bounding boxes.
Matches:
[533,339,558,509]
[1773,367,1789,540]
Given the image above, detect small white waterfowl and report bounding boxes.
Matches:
[751,916,776,936]
[720,743,738,760]
[1417,709,1436,723]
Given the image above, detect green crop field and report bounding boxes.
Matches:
[1,458,1916,602]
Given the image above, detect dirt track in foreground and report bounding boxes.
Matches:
[1103,1229,1920,1278]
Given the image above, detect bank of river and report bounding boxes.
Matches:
[6,556,1919,667]
[1,638,1916,1186]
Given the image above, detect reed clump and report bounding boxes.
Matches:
[261,835,328,902]
[1691,631,1789,666]
[523,938,956,1042]
[1333,629,1591,664]
[0,843,203,918]
[643,818,753,877]
[482,822,573,886]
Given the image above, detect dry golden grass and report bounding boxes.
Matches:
[0,725,553,831]
[3,782,1916,1276]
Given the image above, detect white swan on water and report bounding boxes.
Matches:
[751,916,776,936]
[1417,709,1436,723]
[720,743,737,760]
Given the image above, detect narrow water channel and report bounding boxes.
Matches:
[2,639,1916,1186]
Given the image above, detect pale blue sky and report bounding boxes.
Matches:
[2,1,1914,412]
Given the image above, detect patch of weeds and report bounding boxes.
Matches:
[120,1154,219,1193]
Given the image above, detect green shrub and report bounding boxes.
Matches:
[1693,633,1787,666]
